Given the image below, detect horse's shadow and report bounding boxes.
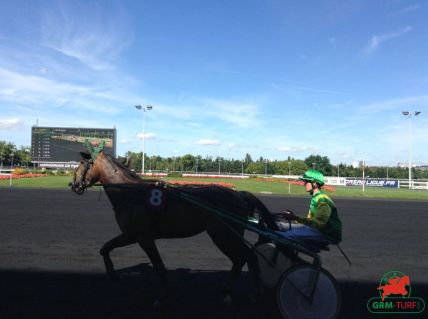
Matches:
[115,262,267,301]
[112,263,277,318]
[2,267,427,319]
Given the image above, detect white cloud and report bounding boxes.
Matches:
[207,100,261,127]
[390,5,421,17]
[358,95,428,114]
[278,146,318,153]
[40,1,133,70]
[187,122,202,127]
[0,68,129,113]
[364,26,413,55]
[136,132,156,140]
[194,139,220,145]
[0,118,24,130]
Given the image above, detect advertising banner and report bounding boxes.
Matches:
[325,177,347,186]
[346,179,399,188]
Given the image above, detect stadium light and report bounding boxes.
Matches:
[134,105,153,175]
[9,153,14,187]
[402,111,421,189]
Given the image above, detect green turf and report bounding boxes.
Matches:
[1,175,427,200]
[0,175,72,188]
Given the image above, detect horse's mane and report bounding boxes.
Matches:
[103,152,142,181]
[102,152,166,185]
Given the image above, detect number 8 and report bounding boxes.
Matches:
[149,189,163,207]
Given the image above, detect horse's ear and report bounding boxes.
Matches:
[91,140,105,158]
[84,139,94,154]
[80,152,91,160]
[83,139,105,159]
[98,140,105,150]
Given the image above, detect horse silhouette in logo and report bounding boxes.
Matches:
[377,275,410,301]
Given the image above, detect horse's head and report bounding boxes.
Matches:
[69,140,105,195]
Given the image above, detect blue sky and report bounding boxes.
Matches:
[0,0,427,166]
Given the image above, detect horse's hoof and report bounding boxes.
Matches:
[106,271,120,281]
[246,293,260,304]
[153,299,163,309]
[223,294,233,307]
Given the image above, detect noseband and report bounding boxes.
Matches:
[70,159,93,195]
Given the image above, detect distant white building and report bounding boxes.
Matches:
[398,162,418,168]
[397,163,428,170]
[352,160,364,169]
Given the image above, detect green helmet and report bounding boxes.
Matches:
[299,170,325,186]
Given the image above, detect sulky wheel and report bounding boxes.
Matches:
[276,265,341,319]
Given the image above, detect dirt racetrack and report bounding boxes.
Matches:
[0,188,427,319]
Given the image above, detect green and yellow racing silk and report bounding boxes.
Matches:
[296,190,342,243]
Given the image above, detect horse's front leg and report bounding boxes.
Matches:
[136,235,169,306]
[100,233,136,280]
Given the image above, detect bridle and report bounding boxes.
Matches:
[70,159,93,195]
[69,150,127,195]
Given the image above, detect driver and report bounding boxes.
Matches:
[280,170,342,245]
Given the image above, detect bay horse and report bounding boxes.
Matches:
[69,141,273,306]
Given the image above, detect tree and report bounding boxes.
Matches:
[125,151,142,171]
[304,155,333,175]
[245,161,265,174]
[244,153,253,163]
[0,141,17,166]
[180,154,196,172]
[15,146,31,167]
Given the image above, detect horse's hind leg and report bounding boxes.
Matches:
[136,235,169,306]
[207,225,262,305]
[100,233,136,280]
[245,247,263,301]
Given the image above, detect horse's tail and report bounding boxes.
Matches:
[239,191,279,230]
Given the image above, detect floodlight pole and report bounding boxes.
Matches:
[402,111,421,189]
[362,160,365,193]
[9,153,14,188]
[135,105,153,175]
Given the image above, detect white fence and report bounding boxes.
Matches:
[271,175,347,186]
[0,169,13,187]
[399,180,428,190]
[183,173,249,179]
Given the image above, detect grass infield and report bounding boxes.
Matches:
[1,175,427,201]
